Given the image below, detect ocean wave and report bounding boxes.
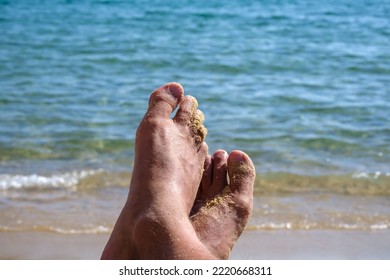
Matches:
[1,170,389,195]
[1,222,387,233]
[0,170,104,190]
[255,172,390,195]
[0,225,111,234]
[246,222,389,231]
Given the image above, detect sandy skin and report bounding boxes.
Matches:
[101,83,255,259]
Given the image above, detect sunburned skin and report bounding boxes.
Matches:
[101,83,255,260]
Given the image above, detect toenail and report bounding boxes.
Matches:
[215,150,228,157]
[167,83,184,99]
[229,151,245,162]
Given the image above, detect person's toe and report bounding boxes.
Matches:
[192,110,207,144]
[174,95,207,144]
[146,82,184,119]
[213,150,228,183]
[227,150,255,215]
[204,150,228,199]
[198,140,208,156]
[173,95,198,124]
[201,155,213,189]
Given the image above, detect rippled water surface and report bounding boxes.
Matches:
[0,0,389,233]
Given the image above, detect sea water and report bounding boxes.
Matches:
[0,0,389,235]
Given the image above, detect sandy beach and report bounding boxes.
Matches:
[1,229,389,260]
[231,230,390,260]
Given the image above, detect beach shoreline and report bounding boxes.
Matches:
[1,229,389,260]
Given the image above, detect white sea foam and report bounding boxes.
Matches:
[48,225,111,234]
[351,171,389,179]
[0,170,103,190]
[0,225,111,234]
[352,172,370,179]
[370,224,389,230]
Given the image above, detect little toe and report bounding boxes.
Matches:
[146,82,184,119]
[198,141,208,160]
[191,153,213,216]
[196,154,213,201]
[196,142,209,178]
[201,154,213,189]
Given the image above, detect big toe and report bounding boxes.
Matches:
[146,82,184,119]
[227,150,255,213]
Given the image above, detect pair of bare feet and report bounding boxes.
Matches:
[101,83,255,259]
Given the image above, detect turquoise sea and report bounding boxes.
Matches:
[0,0,389,237]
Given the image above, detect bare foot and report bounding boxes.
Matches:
[101,83,255,260]
[191,150,255,259]
[101,82,213,259]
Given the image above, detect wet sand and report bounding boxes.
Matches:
[1,230,389,260]
[231,230,390,259]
